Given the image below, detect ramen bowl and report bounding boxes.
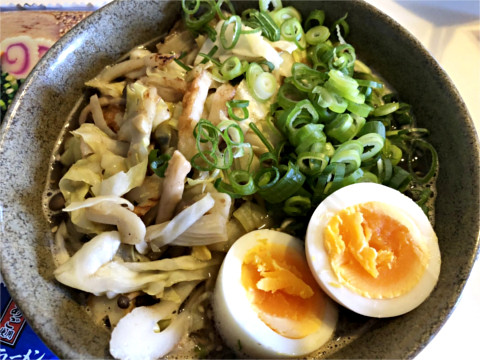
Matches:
[0,0,478,358]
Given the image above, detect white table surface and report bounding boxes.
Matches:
[2,0,479,358]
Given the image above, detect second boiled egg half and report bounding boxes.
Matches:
[306,183,441,318]
[213,229,337,358]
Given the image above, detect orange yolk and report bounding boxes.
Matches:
[324,201,429,299]
[241,239,326,339]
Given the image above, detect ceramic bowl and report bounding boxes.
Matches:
[1,0,479,358]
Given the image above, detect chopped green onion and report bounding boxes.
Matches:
[325,113,357,143]
[408,139,438,184]
[242,9,280,41]
[357,120,385,138]
[199,45,219,65]
[356,79,383,89]
[221,15,242,50]
[388,166,412,191]
[290,123,326,154]
[173,58,192,72]
[246,63,277,101]
[258,60,275,72]
[304,9,325,30]
[276,99,319,134]
[358,133,385,161]
[283,195,311,216]
[329,44,356,74]
[373,102,400,117]
[184,1,216,31]
[259,0,283,12]
[148,150,171,177]
[191,119,236,171]
[297,151,329,175]
[346,99,372,117]
[227,100,250,121]
[181,0,200,15]
[256,162,306,203]
[317,162,346,196]
[310,85,333,108]
[291,63,327,92]
[280,17,305,49]
[325,70,363,104]
[330,140,363,175]
[331,12,349,39]
[327,92,348,114]
[220,56,245,80]
[277,82,307,109]
[305,25,330,45]
[249,122,275,154]
[216,170,257,197]
[214,0,236,20]
[270,6,302,27]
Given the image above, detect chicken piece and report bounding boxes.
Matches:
[207,83,236,126]
[155,150,191,224]
[177,70,212,160]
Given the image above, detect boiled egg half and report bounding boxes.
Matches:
[213,229,337,358]
[306,183,441,318]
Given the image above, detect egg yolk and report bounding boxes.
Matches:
[241,239,326,339]
[324,201,429,299]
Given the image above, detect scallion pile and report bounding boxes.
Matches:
[178,0,438,233]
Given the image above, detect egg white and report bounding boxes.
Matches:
[213,229,338,358]
[306,183,441,318]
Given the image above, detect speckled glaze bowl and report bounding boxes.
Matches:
[1,0,479,358]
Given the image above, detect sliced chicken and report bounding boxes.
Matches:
[177,70,212,160]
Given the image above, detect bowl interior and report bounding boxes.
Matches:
[0,0,478,358]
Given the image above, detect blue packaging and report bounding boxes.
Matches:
[0,283,58,360]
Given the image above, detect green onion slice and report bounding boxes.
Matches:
[199,45,220,65]
[278,82,307,109]
[214,0,236,20]
[246,63,277,101]
[221,15,242,50]
[388,166,412,191]
[148,150,171,177]
[260,0,283,12]
[256,162,306,203]
[304,9,326,30]
[220,56,245,80]
[331,140,363,175]
[305,25,330,45]
[278,99,319,134]
[227,100,250,121]
[407,139,438,184]
[280,17,305,49]
[373,102,400,117]
[283,195,311,216]
[291,63,328,93]
[182,0,200,15]
[297,151,329,176]
[358,133,385,161]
